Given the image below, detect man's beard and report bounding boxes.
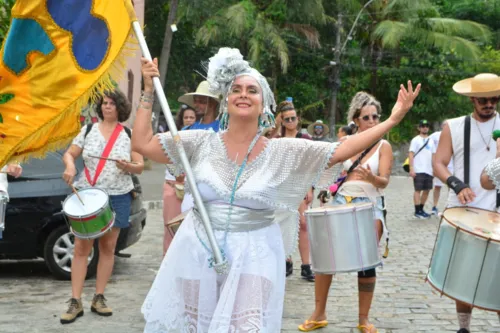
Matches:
[477,108,496,120]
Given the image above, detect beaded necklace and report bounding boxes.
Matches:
[195,130,262,271]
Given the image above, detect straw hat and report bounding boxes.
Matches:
[307,120,329,136]
[178,81,221,108]
[453,73,500,97]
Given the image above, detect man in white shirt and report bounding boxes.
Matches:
[433,73,500,333]
[0,163,23,238]
[409,119,435,218]
[429,121,454,215]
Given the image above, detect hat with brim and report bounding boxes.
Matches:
[453,73,500,98]
[307,120,329,136]
[178,81,221,108]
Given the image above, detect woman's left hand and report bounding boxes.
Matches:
[389,81,421,125]
[352,165,375,183]
[6,164,22,178]
[116,160,130,173]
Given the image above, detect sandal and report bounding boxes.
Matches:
[357,323,378,333]
[298,319,328,332]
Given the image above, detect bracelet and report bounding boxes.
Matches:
[141,91,154,101]
[446,176,469,195]
[139,103,152,110]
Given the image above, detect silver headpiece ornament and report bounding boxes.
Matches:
[206,48,276,130]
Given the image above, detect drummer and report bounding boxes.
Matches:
[60,89,144,324]
[300,92,393,333]
[433,73,500,333]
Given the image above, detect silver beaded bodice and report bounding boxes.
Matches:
[159,130,341,254]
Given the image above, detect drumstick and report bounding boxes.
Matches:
[89,155,139,164]
[71,185,85,206]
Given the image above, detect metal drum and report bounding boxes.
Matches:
[427,207,500,311]
[62,188,115,239]
[306,202,381,274]
[0,192,8,235]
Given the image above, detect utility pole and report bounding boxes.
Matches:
[151,0,179,133]
[328,13,342,139]
[328,0,376,139]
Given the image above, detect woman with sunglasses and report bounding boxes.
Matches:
[278,100,315,281]
[300,92,393,333]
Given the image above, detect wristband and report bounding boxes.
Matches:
[446,176,469,195]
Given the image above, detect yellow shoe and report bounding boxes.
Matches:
[357,323,378,333]
[298,319,328,331]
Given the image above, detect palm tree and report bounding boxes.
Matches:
[195,0,328,91]
[373,0,491,60]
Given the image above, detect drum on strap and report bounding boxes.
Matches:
[62,188,114,240]
[426,207,500,311]
[306,202,381,274]
[0,192,8,235]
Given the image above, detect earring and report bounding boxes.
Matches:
[220,112,229,130]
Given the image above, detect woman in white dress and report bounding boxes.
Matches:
[133,48,420,332]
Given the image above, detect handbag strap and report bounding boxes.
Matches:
[413,138,429,158]
[85,124,124,186]
[464,115,471,185]
[336,140,381,190]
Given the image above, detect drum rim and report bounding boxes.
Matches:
[306,202,374,215]
[62,188,110,219]
[426,273,500,312]
[441,207,500,243]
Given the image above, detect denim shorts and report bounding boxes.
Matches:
[110,193,132,228]
[331,194,385,224]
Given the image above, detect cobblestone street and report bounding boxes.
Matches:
[0,176,499,332]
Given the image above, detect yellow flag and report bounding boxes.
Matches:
[0,0,138,166]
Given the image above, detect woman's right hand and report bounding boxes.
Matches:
[62,166,77,185]
[141,57,159,93]
[389,81,421,125]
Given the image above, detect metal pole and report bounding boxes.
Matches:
[328,13,342,140]
[131,21,226,271]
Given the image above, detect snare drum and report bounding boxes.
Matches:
[427,207,500,311]
[0,192,8,234]
[62,188,115,239]
[306,202,381,274]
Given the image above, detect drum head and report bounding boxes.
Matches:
[442,207,500,242]
[306,202,373,216]
[63,188,108,218]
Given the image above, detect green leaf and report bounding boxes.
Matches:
[0,93,14,104]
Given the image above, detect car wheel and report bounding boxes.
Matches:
[44,225,99,280]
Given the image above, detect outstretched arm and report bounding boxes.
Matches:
[329,81,421,166]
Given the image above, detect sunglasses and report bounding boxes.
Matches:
[359,114,380,122]
[475,97,500,105]
[283,116,297,123]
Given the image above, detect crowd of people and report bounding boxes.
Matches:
[2,47,492,332]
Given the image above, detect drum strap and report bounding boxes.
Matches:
[464,115,471,186]
[85,124,124,186]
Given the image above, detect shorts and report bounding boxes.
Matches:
[110,193,132,228]
[331,194,385,225]
[414,173,433,191]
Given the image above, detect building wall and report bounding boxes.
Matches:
[117,0,145,127]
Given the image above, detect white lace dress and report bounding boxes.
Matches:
[142,130,340,332]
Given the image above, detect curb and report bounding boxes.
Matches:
[142,200,163,211]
